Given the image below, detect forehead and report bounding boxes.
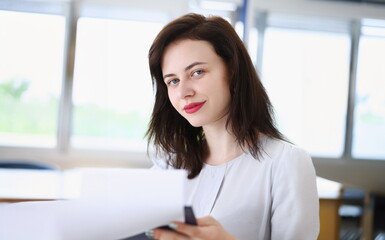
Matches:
[161,39,219,72]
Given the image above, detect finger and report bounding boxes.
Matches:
[168,222,201,237]
[153,228,190,240]
[196,216,217,226]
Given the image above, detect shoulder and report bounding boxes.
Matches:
[261,137,312,165]
[258,137,315,177]
[261,137,318,203]
[264,138,320,239]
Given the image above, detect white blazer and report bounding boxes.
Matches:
[152,136,320,240]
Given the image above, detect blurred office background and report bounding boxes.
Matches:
[0,0,384,238]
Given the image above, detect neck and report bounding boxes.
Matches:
[203,124,245,166]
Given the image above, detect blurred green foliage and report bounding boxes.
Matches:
[0,78,30,99]
[0,78,57,135]
[360,112,384,124]
[0,78,148,139]
[73,104,148,139]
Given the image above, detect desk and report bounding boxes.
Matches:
[319,198,341,240]
[317,177,343,240]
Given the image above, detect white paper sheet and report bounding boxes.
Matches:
[0,168,187,240]
[0,169,80,200]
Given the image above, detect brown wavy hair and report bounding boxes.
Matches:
[146,13,285,179]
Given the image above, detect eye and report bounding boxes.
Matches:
[192,70,205,77]
[167,78,180,85]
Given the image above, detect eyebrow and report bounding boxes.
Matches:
[163,62,207,79]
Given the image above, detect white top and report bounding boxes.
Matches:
[152,137,320,240]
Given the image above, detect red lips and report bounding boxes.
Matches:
[183,101,206,114]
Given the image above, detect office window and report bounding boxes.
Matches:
[72,17,163,151]
[262,28,350,157]
[0,10,65,147]
[352,23,385,159]
[188,0,241,37]
[248,26,259,65]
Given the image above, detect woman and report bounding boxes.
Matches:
[145,13,319,240]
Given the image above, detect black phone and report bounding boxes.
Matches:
[120,206,197,240]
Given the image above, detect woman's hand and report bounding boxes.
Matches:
[145,216,239,240]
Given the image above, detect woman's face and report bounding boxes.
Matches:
[161,39,231,128]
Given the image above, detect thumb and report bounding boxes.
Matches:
[197,216,219,226]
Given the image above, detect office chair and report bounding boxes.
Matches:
[0,160,57,170]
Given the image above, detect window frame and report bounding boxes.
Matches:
[253,12,385,163]
[0,1,172,168]
[1,1,385,170]
[0,2,70,158]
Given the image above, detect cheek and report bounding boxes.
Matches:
[167,91,180,111]
[218,86,231,108]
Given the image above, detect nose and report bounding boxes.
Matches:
[177,79,195,99]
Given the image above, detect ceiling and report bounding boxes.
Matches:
[318,0,385,5]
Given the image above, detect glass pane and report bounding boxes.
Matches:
[72,17,163,151]
[353,32,385,159]
[0,10,65,147]
[262,28,350,157]
[248,26,258,65]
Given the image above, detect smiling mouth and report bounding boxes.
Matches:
[183,101,206,114]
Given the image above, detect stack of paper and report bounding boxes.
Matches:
[0,168,188,240]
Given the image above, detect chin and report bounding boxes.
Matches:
[189,122,203,128]
[186,119,204,128]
